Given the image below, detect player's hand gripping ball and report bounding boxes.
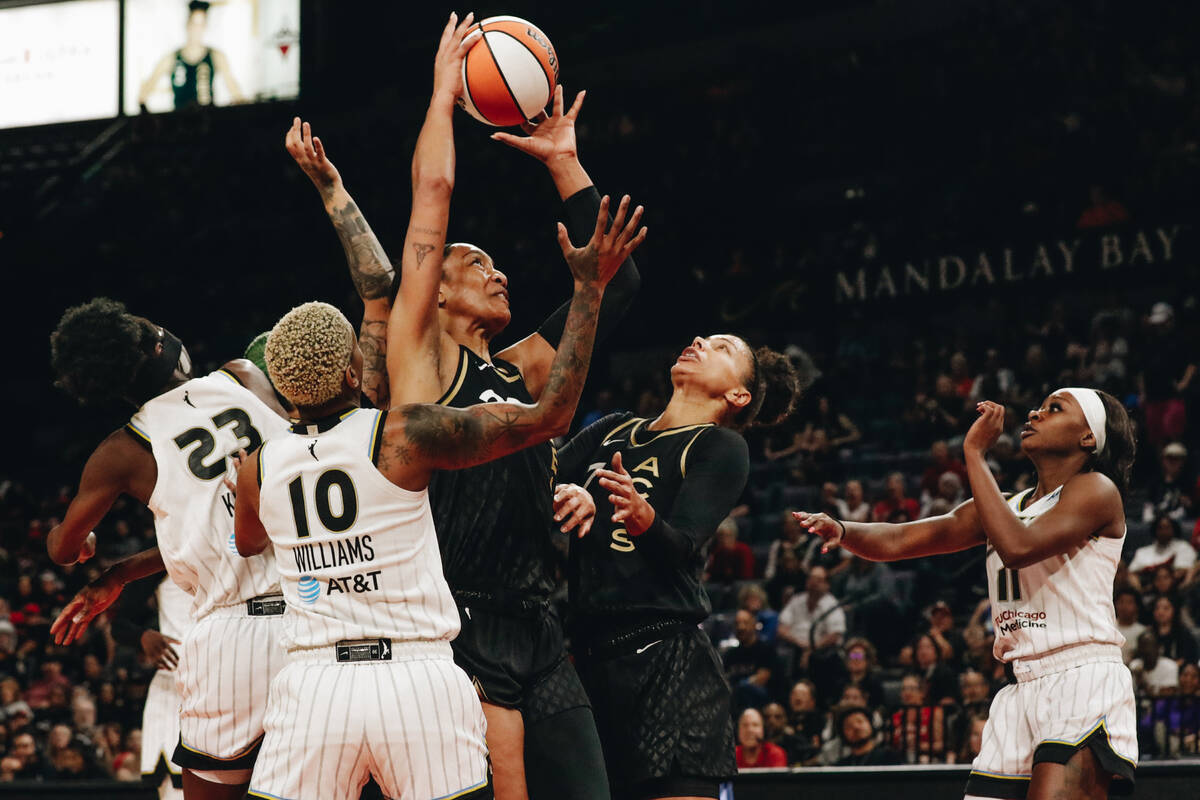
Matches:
[458,16,559,127]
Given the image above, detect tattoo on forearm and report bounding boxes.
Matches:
[412,243,435,267]
[409,225,443,237]
[329,199,394,300]
[359,318,389,409]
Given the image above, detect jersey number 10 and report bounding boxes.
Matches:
[288,469,359,538]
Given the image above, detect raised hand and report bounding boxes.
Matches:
[140,630,181,671]
[491,85,585,164]
[556,195,647,287]
[964,400,1006,455]
[49,572,124,646]
[432,11,475,104]
[285,117,341,196]
[792,510,844,553]
[553,483,596,538]
[595,452,656,536]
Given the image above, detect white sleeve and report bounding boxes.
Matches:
[1174,542,1196,569]
[826,606,847,636]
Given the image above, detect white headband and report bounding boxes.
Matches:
[1056,387,1107,455]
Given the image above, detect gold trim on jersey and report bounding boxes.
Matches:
[679,427,710,478]
[492,362,523,383]
[216,368,242,386]
[600,417,641,447]
[368,410,387,465]
[257,441,266,487]
[628,418,715,448]
[437,348,471,406]
[125,422,152,445]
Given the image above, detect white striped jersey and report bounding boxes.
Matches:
[155,574,193,643]
[128,369,288,619]
[256,407,460,651]
[987,486,1125,663]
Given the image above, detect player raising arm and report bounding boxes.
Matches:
[798,390,1139,800]
[232,187,643,800]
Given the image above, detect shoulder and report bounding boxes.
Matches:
[692,426,749,463]
[1063,470,1120,502]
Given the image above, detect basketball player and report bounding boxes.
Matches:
[111,574,193,800]
[138,1,244,110]
[45,297,290,800]
[798,390,1138,799]
[556,335,803,800]
[232,173,641,799]
[285,24,638,798]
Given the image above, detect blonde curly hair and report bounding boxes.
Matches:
[265,302,355,407]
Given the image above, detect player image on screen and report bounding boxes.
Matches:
[282,13,643,799]
[557,336,803,800]
[137,1,244,110]
[798,390,1139,800]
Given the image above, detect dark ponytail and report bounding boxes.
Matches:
[1089,391,1136,497]
[734,346,807,431]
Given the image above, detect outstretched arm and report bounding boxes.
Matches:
[46,430,155,565]
[493,87,642,398]
[795,500,986,563]
[285,117,395,407]
[380,197,647,491]
[387,12,475,405]
[964,401,1123,568]
[49,547,166,645]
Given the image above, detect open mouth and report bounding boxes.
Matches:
[1020,423,1036,438]
[678,347,700,363]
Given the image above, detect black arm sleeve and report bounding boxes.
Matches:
[556,412,634,484]
[635,427,750,566]
[109,575,159,649]
[537,185,641,347]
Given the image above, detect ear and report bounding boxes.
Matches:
[1080,429,1097,452]
[437,285,447,309]
[345,362,360,390]
[725,386,752,411]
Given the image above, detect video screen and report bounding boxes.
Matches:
[0,0,120,130]
[123,0,300,114]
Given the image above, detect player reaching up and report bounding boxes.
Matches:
[284,15,641,798]
[798,390,1138,799]
[233,170,643,800]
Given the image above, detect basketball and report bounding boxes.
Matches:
[458,16,559,127]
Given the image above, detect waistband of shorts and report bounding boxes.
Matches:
[1011,643,1123,682]
[285,639,453,664]
[202,593,286,619]
[573,617,694,660]
[452,588,551,616]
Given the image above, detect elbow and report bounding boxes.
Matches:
[412,172,453,197]
[993,543,1033,570]
[46,531,75,566]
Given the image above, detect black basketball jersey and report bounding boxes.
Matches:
[567,414,728,628]
[171,49,214,108]
[427,345,558,599]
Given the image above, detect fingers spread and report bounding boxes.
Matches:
[566,90,586,120]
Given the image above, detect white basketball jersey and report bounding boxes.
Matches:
[155,574,193,643]
[256,407,460,651]
[986,486,1125,663]
[128,369,289,619]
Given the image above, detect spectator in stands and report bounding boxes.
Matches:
[959,669,991,710]
[1139,303,1195,448]
[907,378,963,443]
[800,396,861,454]
[735,708,787,769]
[872,472,920,522]
[786,680,823,764]
[778,566,845,658]
[1131,630,1179,696]
[919,472,966,519]
[737,583,778,643]
[1129,515,1196,583]
[113,730,140,781]
[835,706,901,767]
[842,479,871,523]
[919,441,968,503]
[925,600,966,665]
[969,348,1016,405]
[890,673,952,764]
[1115,586,1147,664]
[765,543,807,610]
[842,638,885,711]
[1142,443,1195,523]
[706,518,756,582]
[1152,594,1199,665]
[799,519,852,576]
[764,510,805,581]
[0,731,45,781]
[958,713,988,763]
[984,432,1024,492]
[913,633,960,705]
[818,482,846,519]
[25,660,69,710]
[761,702,804,765]
[724,610,778,713]
[1076,184,1129,229]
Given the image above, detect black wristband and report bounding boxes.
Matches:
[834,518,847,539]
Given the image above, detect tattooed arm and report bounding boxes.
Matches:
[285,117,394,408]
[378,196,648,492]
[385,13,475,406]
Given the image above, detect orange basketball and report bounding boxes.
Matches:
[458,16,559,127]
